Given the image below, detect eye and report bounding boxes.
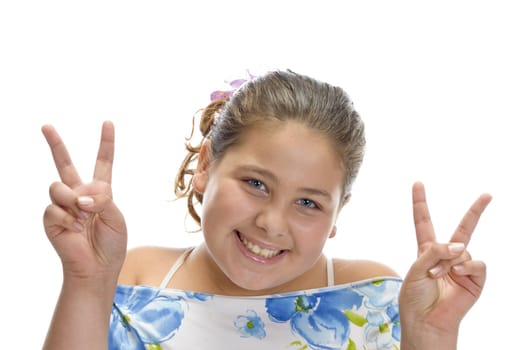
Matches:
[246,178,267,192]
[296,198,319,209]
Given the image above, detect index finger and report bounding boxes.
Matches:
[412,181,437,255]
[41,124,83,187]
[449,193,492,246]
[93,121,115,183]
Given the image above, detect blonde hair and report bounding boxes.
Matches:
[175,70,365,227]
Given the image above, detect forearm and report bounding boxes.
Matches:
[43,275,117,350]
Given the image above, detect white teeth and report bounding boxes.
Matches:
[241,236,281,258]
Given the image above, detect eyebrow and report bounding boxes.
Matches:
[237,165,334,201]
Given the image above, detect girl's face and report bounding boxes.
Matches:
[193,121,346,293]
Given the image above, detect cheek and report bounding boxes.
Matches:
[201,181,256,227]
[290,216,334,241]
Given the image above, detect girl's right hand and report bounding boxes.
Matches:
[42,121,127,280]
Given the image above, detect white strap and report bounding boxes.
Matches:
[159,248,193,289]
[326,256,334,287]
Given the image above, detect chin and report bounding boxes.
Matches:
[232,277,274,292]
[226,270,295,295]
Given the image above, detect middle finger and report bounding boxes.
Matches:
[449,193,492,246]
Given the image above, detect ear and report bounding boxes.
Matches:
[192,140,212,194]
[328,225,337,239]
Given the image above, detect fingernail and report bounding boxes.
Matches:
[79,210,89,219]
[429,265,442,277]
[452,264,465,274]
[448,242,465,254]
[78,196,94,206]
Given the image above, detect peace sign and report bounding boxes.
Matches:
[399,182,492,347]
[42,121,127,279]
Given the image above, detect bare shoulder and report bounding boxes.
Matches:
[118,246,191,286]
[332,258,400,285]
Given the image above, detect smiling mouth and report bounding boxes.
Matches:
[236,231,284,259]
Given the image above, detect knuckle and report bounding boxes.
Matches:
[61,214,75,227]
[49,181,62,192]
[43,204,54,221]
[48,181,63,198]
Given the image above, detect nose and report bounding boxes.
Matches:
[254,201,289,237]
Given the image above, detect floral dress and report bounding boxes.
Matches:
[109,277,402,349]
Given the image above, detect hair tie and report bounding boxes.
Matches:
[210,70,257,101]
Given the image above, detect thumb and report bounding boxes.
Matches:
[77,194,126,234]
[408,242,466,279]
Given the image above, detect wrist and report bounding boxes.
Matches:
[61,270,119,301]
[43,273,118,350]
[401,326,458,350]
[61,259,122,282]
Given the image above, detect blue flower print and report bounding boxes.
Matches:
[356,279,400,309]
[364,308,397,349]
[266,289,364,350]
[184,291,213,301]
[357,280,401,347]
[386,304,400,341]
[110,286,186,349]
[234,309,266,339]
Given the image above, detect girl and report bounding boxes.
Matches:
[41,70,491,349]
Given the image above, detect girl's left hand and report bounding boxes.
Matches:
[399,182,492,346]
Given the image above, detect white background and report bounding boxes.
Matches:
[1,1,524,348]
